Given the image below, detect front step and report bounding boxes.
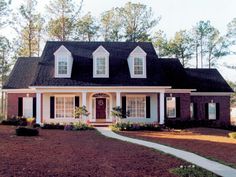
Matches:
[91,122,113,127]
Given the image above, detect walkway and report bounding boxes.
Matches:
[96,127,236,177]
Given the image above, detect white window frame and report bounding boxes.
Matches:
[166,97,176,118]
[133,57,145,76]
[126,95,146,118]
[55,95,75,119]
[56,56,68,76]
[94,57,108,77]
[208,103,216,120]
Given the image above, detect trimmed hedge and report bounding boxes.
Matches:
[41,123,64,130]
[16,127,39,136]
[1,117,27,126]
[111,122,161,131]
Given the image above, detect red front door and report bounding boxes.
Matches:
[96,98,106,119]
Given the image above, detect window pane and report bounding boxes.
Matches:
[56,97,64,118]
[65,97,74,118]
[96,57,106,75]
[58,59,67,75]
[127,96,145,118]
[166,97,176,118]
[134,57,143,75]
[55,97,74,118]
[208,103,216,120]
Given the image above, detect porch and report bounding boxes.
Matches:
[35,87,167,125]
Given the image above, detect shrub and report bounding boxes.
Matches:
[111,122,161,131]
[72,122,94,130]
[41,123,65,130]
[228,132,236,139]
[74,106,90,119]
[16,126,39,136]
[1,117,27,126]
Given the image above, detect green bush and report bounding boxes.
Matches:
[171,165,219,177]
[1,117,27,126]
[71,122,94,130]
[228,132,236,139]
[110,122,161,131]
[41,123,65,129]
[16,126,39,136]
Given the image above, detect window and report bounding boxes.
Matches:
[166,97,176,118]
[96,57,106,75]
[190,102,194,119]
[58,57,68,75]
[208,103,216,120]
[127,96,145,118]
[134,57,144,75]
[55,97,74,118]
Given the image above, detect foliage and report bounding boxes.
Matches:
[74,12,99,41]
[227,18,236,47]
[16,126,39,136]
[74,106,90,119]
[152,30,169,57]
[228,132,236,139]
[0,0,10,28]
[171,165,218,177]
[26,117,35,126]
[227,81,236,106]
[46,0,83,41]
[111,106,125,122]
[100,7,123,41]
[110,122,161,131]
[1,117,27,126]
[69,121,94,131]
[41,123,64,129]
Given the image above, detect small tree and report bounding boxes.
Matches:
[74,106,89,119]
[111,106,128,123]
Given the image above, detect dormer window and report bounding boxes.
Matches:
[128,46,147,78]
[93,45,109,78]
[54,45,73,78]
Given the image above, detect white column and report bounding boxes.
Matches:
[159,92,165,124]
[116,91,121,107]
[36,92,41,124]
[82,91,87,120]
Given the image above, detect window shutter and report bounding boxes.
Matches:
[122,96,126,118]
[75,96,80,107]
[33,97,36,118]
[176,97,180,117]
[194,103,197,119]
[205,103,209,119]
[146,96,151,118]
[216,103,220,120]
[164,97,167,118]
[50,96,55,119]
[18,97,23,117]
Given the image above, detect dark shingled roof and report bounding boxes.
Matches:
[185,69,233,92]
[3,41,233,93]
[3,57,41,89]
[31,41,189,88]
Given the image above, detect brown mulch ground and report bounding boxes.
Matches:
[118,128,236,167]
[0,125,187,177]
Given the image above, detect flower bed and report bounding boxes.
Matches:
[110,122,161,131]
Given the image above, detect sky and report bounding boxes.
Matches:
[2,0,236,81]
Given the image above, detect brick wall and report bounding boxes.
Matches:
[191,96,231,125]
[7,93,36,118]
[165,93,191,120]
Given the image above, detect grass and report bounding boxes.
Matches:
[170,165,220,177]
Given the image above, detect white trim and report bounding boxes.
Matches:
[3,89,35,93]
[36,92,41,124]
[159,92,164,124]
[166,89,196,93]
[30,86,171,89]
[191,92,233,96]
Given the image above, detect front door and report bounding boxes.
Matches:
[96,98,106,120]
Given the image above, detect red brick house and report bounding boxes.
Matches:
[2,41,233,125]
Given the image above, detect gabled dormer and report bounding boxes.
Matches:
[92,45,109,78]
[128,46,147,78]
[54,45,73,78]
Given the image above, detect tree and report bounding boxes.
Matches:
[227,18,236,53]
[46,0,83,41]
[100,8,123,41]
[152,30,169,57]
[119,2,159,42]
[192,21,229,68]
[0,0,10,28]
[13,0,44,57]
[74,12,99,41]
[168,30,194,67]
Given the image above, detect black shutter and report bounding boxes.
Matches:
[176,97,180,118]
[164,97,167,118]
[216,103,220,120]
[146,96,151,118]
[75,96,80,107]
[50,96,55,119]
[122,96,126,118]
[205,103,209,119]
[194,103,197,119]
[18,97,23,117]
[33,97,36,118]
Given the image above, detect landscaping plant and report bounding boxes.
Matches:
[228,132,236,139]
[111,121,161,131]
[74,106,90,119]
[16,126,39,136]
